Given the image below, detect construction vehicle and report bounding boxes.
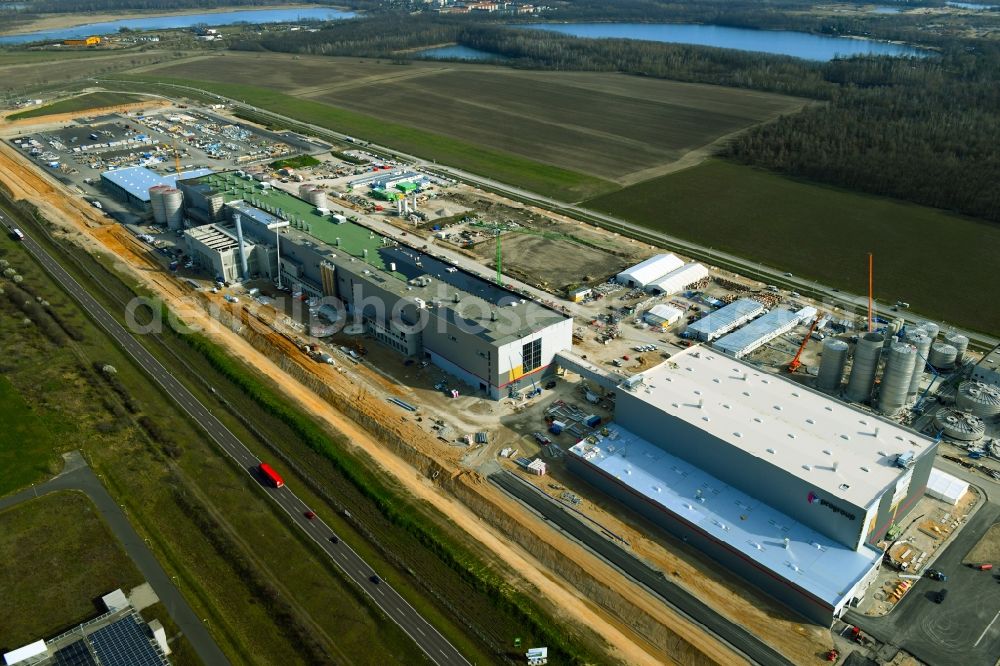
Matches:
[787,317,820,373]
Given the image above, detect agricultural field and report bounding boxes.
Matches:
[586,160,1000,334]
[0,51,171,94]
[0,492,145,648]
[128,52,806,186]
[8,91,145,119]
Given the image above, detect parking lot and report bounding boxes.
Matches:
[848,500,1000,666]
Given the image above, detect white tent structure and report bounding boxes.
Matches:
[644,304,684,328]
[647,262,709,295]
[925,467,969,506]
[616,253,683,288]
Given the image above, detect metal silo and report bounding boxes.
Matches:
[928,342,958,370]
[308,189,327,209]
[934,409,985,442]
[816,338,849,393]
[921,321,940,340]
[878,342,917,415]
[161,186,183,230]
[956,381,1000,421]
[149,184,170,226]
[845,332,885,403]
[298,184,314,199]
[943,331,969,363]
[905,329,931,397]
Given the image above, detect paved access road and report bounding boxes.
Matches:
[0,452,230,666]
[1,215,470,666]
[845,500,1000,666]
[490,471,794,666]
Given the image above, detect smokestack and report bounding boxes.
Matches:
[234,213,249,279]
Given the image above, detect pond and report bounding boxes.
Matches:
[521,22,927,61]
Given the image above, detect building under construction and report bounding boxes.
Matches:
[179,171,572,397]
[568,348,938,625]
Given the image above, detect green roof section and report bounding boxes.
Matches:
[187,171,407,280]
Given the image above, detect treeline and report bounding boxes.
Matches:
[232,14,465,57]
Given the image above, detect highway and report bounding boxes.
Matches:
[489,471,794,666]
[0,452,230,666]
[0,213,471,666]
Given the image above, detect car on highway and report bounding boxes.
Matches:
[783,272,794,277]
[369,575,380,584]
[304,510,316,519]
[926,568,947,581]
[329,535,339,544]
[933,589,948,603]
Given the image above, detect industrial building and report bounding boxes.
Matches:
[101,165,212,209]
[180,172,572,397]
[645,262,708,296]
[643,304,683,329]
[3,589,169,666]
[568,348,937,624]
[616,253,683,289]
[685,298,765,342]
[972,346,1000,387]
[713,306,815,358]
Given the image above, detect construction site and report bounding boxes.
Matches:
[2,92,999,666]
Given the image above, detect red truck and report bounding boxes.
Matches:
[259,462,284,488]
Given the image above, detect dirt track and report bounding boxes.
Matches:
[0,142,749,665]
[1,100,169,128]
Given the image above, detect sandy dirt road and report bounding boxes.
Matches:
[0,139,745,665]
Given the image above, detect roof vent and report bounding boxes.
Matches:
[839,483,850,491]
[822,449,831,455]
[733,432,743,438]
[806,418,815,425]
[861,466,870,472]
[766,447,775,454]
[841,434,851,440]
[802,464,811,471]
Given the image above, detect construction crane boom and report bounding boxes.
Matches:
[788,317,821,373]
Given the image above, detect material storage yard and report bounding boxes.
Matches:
[2,81,999,666]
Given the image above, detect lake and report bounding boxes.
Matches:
[521,23,926,61]
[0,6,355,44]
[946,1,997,8]
[415,45,503,61]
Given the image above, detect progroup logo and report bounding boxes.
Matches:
[807,491,819,504]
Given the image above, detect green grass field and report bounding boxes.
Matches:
[8,91,143,119]
[122,73,615,201]
[270,154,320,169]
[586,160,1000,333]
[0,491,145,648]
[129,53,805,184]
[0,377,75,496]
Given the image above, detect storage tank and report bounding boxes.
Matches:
[905,329,932,397]
[955,381,1000,420]
[943,331,969,363]
[161,187,183,229]
[307,188,327,209]
[815,338,849,393]
[921,321,940,340]
[148,184,170,225]
[928,342,958,371]
[934,409,985,442]
[298,183,315,198]
[845,333,884,403]
[878,342,917,415]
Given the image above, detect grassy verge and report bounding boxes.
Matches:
[586,159,1000,334]
[177,328,598,665]
[0,197,431,664]
[8,91,144,119]
[0,491,145,648]
[270,154,320,170]
[119,75,618,202]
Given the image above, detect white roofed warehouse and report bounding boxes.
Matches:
[616,253,683,288]
[568,348,937,625]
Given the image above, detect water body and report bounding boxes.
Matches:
[0,6,355,44]
[522,23,926,61]
[415,44,503,61]
[871,6,903,14]
[946,1,997,9]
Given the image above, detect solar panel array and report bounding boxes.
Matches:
[53,640,96,666]
[87,614,168,666]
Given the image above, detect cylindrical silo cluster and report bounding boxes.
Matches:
[816,338,849,393]
[920,321,940,340]
[878,342,917,415]
[943,331,969,363]
[298,184,328,209]
[934,409,985,442]
[928,342,958,371]
[905,328,932,397]
[149,185,171,227]
[845,332,885,403]
[955,381,1000,421]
